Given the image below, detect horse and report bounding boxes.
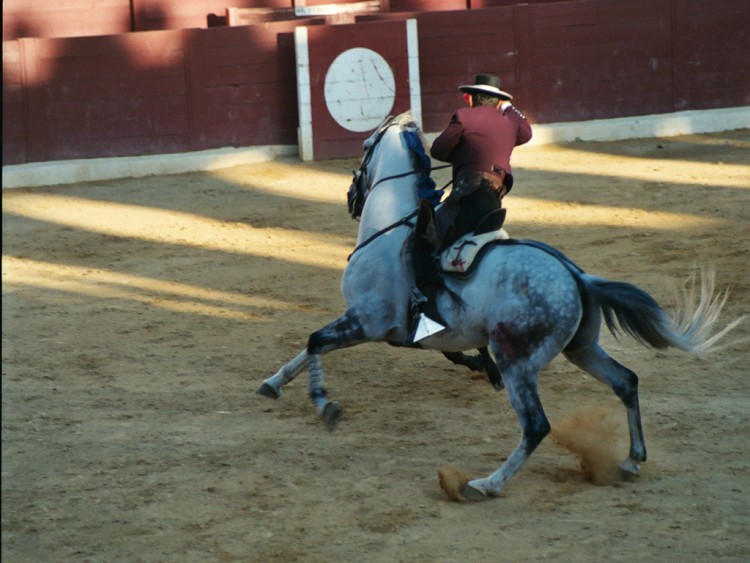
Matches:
[257,111,740,500]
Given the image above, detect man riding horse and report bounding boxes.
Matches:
[413,74,533,337]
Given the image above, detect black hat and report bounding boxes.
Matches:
[459,74,512,101]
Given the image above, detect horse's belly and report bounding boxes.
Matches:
[419,327,487,352]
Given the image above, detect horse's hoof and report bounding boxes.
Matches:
[437,467,498,502]
[487,366,504,391]
[462,481,493,502]
[256,382,281,399]
[618,458,640,480]
[322,402,342,432]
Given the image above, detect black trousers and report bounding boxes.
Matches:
[439,183,502,250]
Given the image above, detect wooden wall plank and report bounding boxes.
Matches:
[16,30,192,162]
[43,135,192,161]
[186,21,304,150]
[302,0,382,5]
[3,0,128,8]
[414,7,517,131]
[529,0,671,26]
[2,1,132,40]
[513,3,536,122]
[671,0,750,110]
[132,0,294,31]
[227,1,380,25]
[384,0,467,10]
[527,0,676,122]
[39,75,187,102]
[2,41,26,163]
[471,0,570,6]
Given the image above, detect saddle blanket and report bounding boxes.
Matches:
[440,229,509,274]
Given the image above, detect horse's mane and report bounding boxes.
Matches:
[397,112,441,203]
[395,110,419,132]
[363,111,420,150]
[355,111,441,213]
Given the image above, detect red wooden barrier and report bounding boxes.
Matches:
[523,0,675,123]
[185,19,322,151]
[407,7,520,132]
[2,0,748,165]
[470,0,571,6]
[227,1,381,25]
[670,0,750,111]
[385,0,468,10]
[19,30,190,162]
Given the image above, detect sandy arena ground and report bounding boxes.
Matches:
[3,129,749,561]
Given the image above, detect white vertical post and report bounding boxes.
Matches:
[406,19,422,127]
[295,27,314,161]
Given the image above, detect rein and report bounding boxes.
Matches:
[347,116,451,260]
[347,210,418,261]
[369,163,451,192]
[347,163,451,261]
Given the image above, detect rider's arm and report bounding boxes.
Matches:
[502,104,532,147]
[430,111,464,162]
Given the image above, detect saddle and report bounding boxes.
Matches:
[439,208,509,275]
[440,225,509,275]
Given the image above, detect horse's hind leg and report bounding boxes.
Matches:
[465,362,551,498]
[443,351,484,371]
[564,343,647,476]
[443,348,503,390]
[478,347,503,390]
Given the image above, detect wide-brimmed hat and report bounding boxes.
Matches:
[459,74,512,101]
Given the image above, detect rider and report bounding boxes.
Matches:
[430,73,532,247]
[411,74,532,340]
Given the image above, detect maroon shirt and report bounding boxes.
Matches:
[430,104,532,177]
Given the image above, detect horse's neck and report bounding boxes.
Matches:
[357,133,418,240]
[357,173,417,246]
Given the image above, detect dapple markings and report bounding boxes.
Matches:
[257,112,741,500]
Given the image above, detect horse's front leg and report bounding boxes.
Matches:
[257,349,309,399]
[306,309,368,430]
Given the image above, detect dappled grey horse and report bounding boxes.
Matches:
[257,112,739,500]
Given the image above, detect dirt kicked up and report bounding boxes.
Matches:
[3,130,749,561]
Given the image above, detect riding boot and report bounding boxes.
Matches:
[412,230,448,333]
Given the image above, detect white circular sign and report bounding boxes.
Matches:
[324,48,395,133]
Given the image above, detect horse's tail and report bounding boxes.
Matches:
[580,268,743,354]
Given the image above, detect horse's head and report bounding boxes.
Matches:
[347,112,441,220]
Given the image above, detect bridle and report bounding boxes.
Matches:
[347,117,449,260]
[347,116,398,220]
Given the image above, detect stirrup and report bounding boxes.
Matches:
[413,313,446,343]
[416,200,439,246]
